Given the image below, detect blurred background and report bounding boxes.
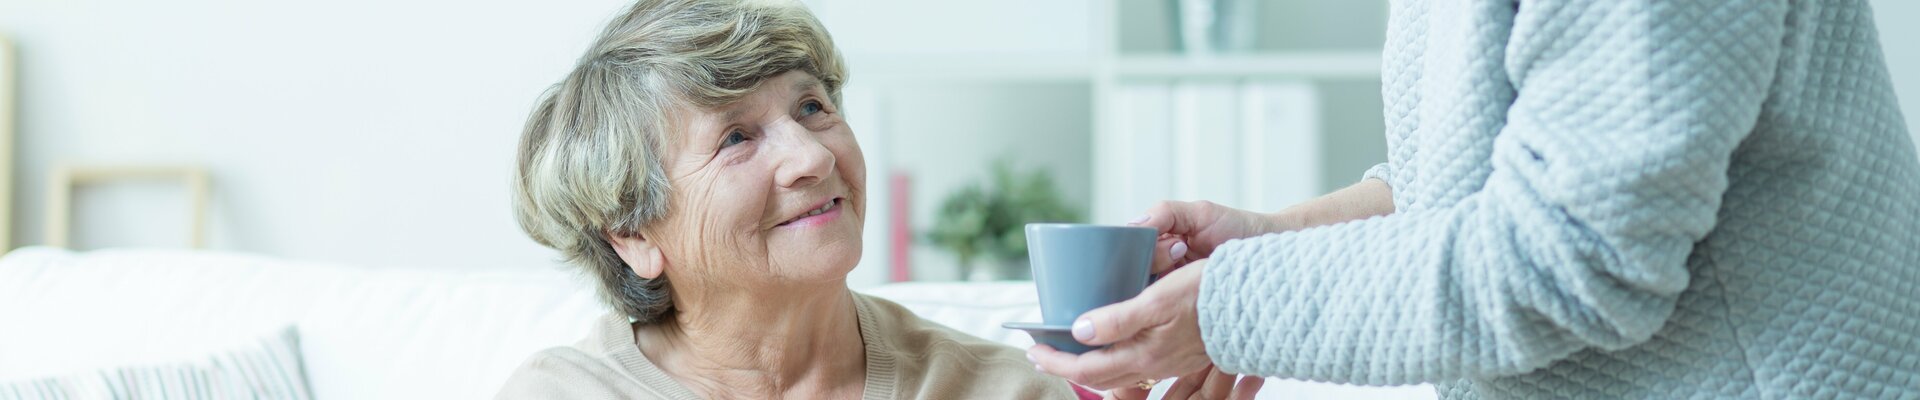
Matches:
[1,0,1915,288]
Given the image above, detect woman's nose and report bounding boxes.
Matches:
[770,120,835,189]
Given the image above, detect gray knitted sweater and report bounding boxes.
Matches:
[1198,0,1920,398]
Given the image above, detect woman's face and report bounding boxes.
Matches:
[645,70,866,292]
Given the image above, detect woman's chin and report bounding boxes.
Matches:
[806,244,864,281]
[763,236,862,280]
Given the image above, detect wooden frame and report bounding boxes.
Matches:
[2,34,15,251]
[44,165,211,249]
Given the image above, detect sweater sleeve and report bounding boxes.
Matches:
[1198,0,1785,385]
[1362,162,1392,184]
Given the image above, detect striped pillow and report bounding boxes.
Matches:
[0,326,312,400]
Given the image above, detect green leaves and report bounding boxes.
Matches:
[925,159,1083,268]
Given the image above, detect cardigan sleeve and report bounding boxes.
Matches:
[1361,162,1392,185]
[1197,0,1785,385]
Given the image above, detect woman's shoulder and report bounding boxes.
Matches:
[854,294,1080,398]
[494,314,691,400]
[495,346,640,399]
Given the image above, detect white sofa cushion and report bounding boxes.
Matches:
[0,247,605,400]
[296,267,603,400]
[0,326,312,400]
[0,248,346,378]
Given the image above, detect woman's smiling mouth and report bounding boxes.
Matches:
[776,197,844,228]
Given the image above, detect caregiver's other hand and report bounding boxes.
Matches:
[1029,261,1211,390]
[1102,364,1264,400]
[1133,201,1291,275]
[1163,365,1265,400]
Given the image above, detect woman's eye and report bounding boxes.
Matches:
[721,130,749,148]
[800,100,824,116]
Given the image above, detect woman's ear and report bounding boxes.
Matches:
[606,230,667,280]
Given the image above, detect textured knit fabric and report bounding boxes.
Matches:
[494,293,1076,399]
[1199,1,1920,399]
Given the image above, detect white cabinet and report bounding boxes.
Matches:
[1095,80,1340,224]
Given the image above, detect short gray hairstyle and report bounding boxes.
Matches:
[511,0,845,323]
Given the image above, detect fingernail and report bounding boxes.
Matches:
[1128,214,1150,225]
[1072,318,1095,341]
[1026,352,1036,363]
[1035,364,1047,373]
[1170,241,1189,260]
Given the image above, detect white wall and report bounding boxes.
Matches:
[1,0,639,270]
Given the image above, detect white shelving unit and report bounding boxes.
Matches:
[848,54,1094,83]
[1086,1,1388,225]
[848,51,1381,82]
[1113,52,1382,80]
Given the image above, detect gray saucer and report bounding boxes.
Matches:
[1002,322,1100,354]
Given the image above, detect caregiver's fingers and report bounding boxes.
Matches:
[1200,366,1237,400]
[1028,344,1155,390]
[1229,375,1266,400]
[1074,294,1168,346]
[1104,386,1151,400]
[1160,365,1214,400]
[1152,237,1190,275]
[1134,201,1216,237]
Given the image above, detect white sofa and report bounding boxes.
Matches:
[0,247,1431,399]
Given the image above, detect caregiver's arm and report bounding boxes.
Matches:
[1199,0,1783,384]
[1275,178,1394,230]
[1141,178,1393,273]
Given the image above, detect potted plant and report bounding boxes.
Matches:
[925,160,1082,281]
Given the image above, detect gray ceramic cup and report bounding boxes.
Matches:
[1027,223,1156,327]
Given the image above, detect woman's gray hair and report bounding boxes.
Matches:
[511,0,845,323]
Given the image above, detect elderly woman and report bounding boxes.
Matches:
[492,0,1180,398]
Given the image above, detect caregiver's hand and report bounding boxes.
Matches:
[1137,179,1396,275]
[1029,260,1212,390]
[1103,364,1264,400]
[1134,201,1291,275]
